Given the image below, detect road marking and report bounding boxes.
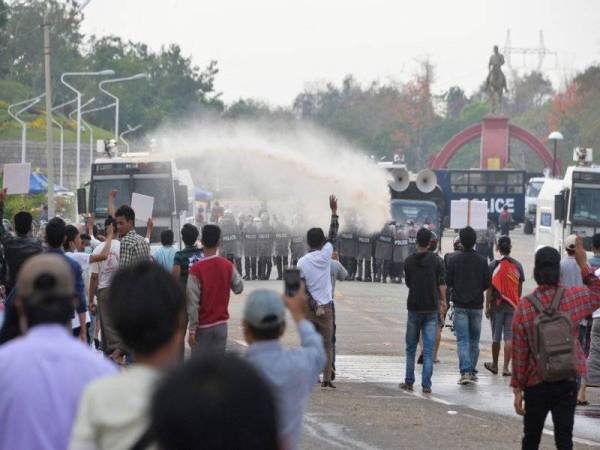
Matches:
[386,317,403,325]
[542,429,600,447]
[232,339,248,347]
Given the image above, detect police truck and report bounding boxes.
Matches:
[536,148,600,253]
[434,169,526,228]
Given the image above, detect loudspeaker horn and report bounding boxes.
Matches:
[389,167,410,192]
[416,169,437,193]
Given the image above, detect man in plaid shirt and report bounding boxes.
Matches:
[115,205,151,268]
[512,238,600,450]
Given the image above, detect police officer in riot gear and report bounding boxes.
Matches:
[407,220,417,256]
[290,215,307,266]
[338,226,358,281]
[391,222,408,284]
[374,223,394,283]
[218,210,242,274]
[272,215,291,280]
[257,212,274,280]
[243,216,259,280]
[356,231,373,282]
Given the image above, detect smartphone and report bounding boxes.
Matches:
[283,267,301,297]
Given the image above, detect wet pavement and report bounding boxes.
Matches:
[226,228,600,448]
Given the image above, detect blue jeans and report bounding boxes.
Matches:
[454,307,482,375]
[405,311,438,389]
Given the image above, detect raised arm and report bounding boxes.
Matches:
[88,225,113,263]
[108,189,117,218]
[327,194,339,243]
[145,217,154,243]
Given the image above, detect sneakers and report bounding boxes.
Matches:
[422,387,432,394]
[457,374,474,385]
[470,373,479,382]
[321,381,336,390]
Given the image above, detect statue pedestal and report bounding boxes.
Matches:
[480,115,510,169]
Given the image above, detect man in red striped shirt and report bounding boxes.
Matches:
[187,224,244,355]
[512,238,600,450]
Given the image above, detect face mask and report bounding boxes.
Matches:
[84,246,93,254]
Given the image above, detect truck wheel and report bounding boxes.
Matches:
[524,220,533,235]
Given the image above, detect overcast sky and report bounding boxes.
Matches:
[82,0,600,106]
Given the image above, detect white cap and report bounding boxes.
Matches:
[565,234,578,251]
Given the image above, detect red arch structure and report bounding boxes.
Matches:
[430,115,561,172]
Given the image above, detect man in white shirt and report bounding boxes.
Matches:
[89,218,122,360]
[297,195,339,389]
[70,261,186,450]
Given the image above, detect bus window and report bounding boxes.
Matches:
[492,185,506,193]
[454,185,469,193]
[507,185,524,194]
[134,177,174,215]
[93,178,130,216]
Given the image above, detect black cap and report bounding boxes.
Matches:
[535,246,560,269]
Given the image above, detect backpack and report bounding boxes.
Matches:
[526,287,578,382]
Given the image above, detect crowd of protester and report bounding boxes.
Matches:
[0,187,599,450]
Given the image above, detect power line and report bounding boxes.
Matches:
[503,29,558,74]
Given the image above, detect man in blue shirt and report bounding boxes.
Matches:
[0,253,115,450]
[244,289,325,450]
[45,217,88,342]
[153,230,177,272]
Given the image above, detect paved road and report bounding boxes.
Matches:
[226,230,600,449]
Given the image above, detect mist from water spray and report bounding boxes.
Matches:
[154,120,391,232]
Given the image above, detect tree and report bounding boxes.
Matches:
[0,0,84,89]
[82,37,222,133]
[508,71,554,116]
[445,86,468,119]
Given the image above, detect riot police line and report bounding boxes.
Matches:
[213,209,423,283]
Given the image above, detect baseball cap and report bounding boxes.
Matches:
[16,254,75,302]
[535,246,561,269]
[243,289,286,329]
[565,234,578,251]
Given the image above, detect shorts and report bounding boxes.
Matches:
[491,309,514,342]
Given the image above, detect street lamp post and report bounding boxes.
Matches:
[119,125,142,154]
[69,97,95,184]
[548,131,564,178]
[79,102,117,168]
[7,94,44,163]
[98,73,148,142]
[51,97,78,187]
[60,70,115,188]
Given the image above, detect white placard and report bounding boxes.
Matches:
[131,192,154,224]
[3,163,31,195]
[450,199,488,230]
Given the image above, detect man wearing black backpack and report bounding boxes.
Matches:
[512,239,600,450]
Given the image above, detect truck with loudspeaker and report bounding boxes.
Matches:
[379,163,445,234]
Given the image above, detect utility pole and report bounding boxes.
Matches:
[43,11,55,218]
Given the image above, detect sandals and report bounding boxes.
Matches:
[577,400,590,406]
[502,371,512,377]
[484,362,498,375]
